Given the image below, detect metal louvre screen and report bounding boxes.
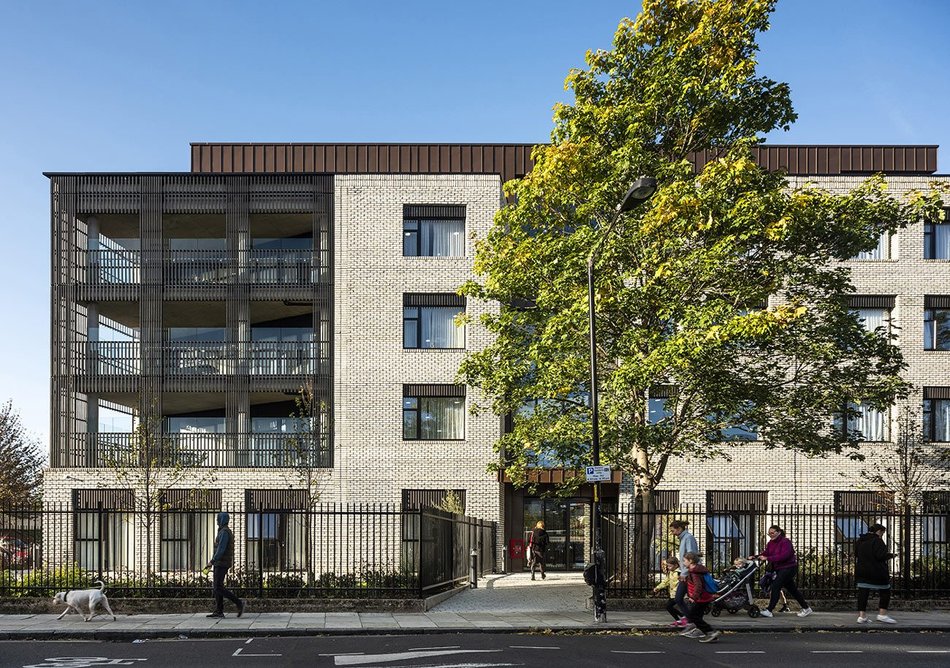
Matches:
[849,295,896,309]
[402,489,466,512]
[74,489,135,510]
[403,204,465,220]
[925,295,950,309]
[924,386,950,399]
[403,384,466,398]
[403,293,466,307]
[246,489,310,511]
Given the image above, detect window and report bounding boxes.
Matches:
[159,489,220,571]
[246,490,309,572]
[649,388,756,440]
[74,490,134,572]
[403,384,465,440]
[923,388,950,442]
[922,492,950,558]
[924,209,950,260]
[250,327,314,374]
[850,296,895,334]
[836,403,888,442]
[852,232,890,260]
[403,294,465,349]
[705,491,767,571]
[403,205,465,257]
[924,297,950,350]
[834,491,894,554]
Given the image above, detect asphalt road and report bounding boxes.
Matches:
[1,632,948,668]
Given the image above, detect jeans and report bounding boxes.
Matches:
[212,563,241,612]
[666,598,682,620]
[686,601,712,633]
[857,586,891,612]
[674,580,689,616]
[768,565,809,612]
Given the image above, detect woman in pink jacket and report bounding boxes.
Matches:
[752,525,813,618]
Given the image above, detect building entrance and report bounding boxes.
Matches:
[523,498,591,570]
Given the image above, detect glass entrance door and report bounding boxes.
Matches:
[523,498,591,570]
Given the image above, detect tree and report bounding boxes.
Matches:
[102,413,216,579]
[281,382,332,509]
[854,405,950,512]
[437,490,465,515]
[459,0,943,512]
[0,401,44,506]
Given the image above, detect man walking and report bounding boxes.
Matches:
[206,511,245,618]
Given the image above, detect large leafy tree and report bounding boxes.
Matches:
[459,0,940,510]
[0,401,44,505]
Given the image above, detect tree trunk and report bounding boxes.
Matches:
[632,449,657,593]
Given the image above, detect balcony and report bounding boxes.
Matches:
[88,432,332,469]
[88,341,325,376]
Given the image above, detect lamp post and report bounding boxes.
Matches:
[588,176,657,623]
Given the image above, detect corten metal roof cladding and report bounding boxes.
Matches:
[190,143,938,181]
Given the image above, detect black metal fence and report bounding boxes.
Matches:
[0,503,496,599]
[602,504,950,599]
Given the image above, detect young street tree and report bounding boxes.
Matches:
[0,401,44,506]
[282,382,331,508]
[459,0,943,511]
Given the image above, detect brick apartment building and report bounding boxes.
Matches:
[45,143,950,573]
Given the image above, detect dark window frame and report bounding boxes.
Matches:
[402,385,466,441]
[245,490,309,573]
[402,205,466,258]
[924,209,950,260]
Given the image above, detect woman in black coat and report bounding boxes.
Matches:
[854,523,896,624]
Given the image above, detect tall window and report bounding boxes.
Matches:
[403,294,465,349]
[705,491,767,571]
[246,490,309,572]
[924,297,950,350]
[852,232,890,260]
[924,209,950,260]
[403,384,465,440]
[836,403,888,441]
[403,205,465,257]
[834,491,894,554]
[850,296,895,334]
[922,491,949,558]
[923,388,950,442]
[159,489,220,571]
[74,490,134,572]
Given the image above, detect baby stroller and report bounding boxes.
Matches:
[710,559,762,618]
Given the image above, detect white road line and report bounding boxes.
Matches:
[716,651,766,654]
[232,647,282,657]
[612,650,665,654]
[907,650,950,654]
[244,639,253,645]
[319,653,365,657]
[508,646,560,650]
[335,650,502,666]
[407,646,462,651]
[811,651,863,654]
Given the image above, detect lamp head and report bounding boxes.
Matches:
[617,176,658,212]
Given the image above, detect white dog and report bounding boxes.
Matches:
[53,580,116,621]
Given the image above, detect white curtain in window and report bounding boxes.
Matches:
[856,308,888,333]
[855,233,889,260]
[934,224,950,259]
[420,307,464,348]
[420,398,465,439]
[422,220,464,257]
[932,400,950,442]
[285,512,308,571]
[849,404,887,441]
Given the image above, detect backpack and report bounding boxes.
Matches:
[702,572,719,594]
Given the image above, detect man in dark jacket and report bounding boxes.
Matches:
[855,523,896,624]
[206,511,245,618]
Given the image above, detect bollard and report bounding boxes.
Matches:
[470,549,478,588]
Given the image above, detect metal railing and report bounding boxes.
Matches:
[0,503,497,599]
[601,504,950,599]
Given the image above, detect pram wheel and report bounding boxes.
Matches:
[748,605,761,618]
[728,608,737,614]
[711,607,721,617]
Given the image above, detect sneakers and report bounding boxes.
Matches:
[797,607,814,618]
[541,573,546,580]
[237,599,246,618]
[698,630,721,643]
[759,609,773,617]
[876,614,897,624]
[680,628,705,638]
[672,618,689,628]
[206,611,225,618]
[857,616,871,624]
[779,604,791,613]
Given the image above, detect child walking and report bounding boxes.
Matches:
[679,551,721,643]
[653,557,684,627]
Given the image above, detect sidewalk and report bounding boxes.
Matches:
[2,573,948,639]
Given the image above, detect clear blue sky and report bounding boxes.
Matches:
[1,0,948,446]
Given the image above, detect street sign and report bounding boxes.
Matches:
[585,465,611,482]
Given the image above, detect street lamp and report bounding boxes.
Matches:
[588,176,657,622]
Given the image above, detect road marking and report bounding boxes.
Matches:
[716,651,766,654]
[907,650,950,654]
[319,654,364,657]
[232,647,282,658]
[612,650,665,654]
[244,639,253,645]
[407,646,462,651]
[508,646,559,650]
[812,651,862,654]
[335,650,502,666]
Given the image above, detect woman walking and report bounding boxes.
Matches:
[528,521,549,580]
[669,519,698,624]
[855,523,897,624]
[751,525,812,618]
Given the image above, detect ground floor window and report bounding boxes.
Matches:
[74,489,134,572]
[705,491,767,571]
[833,491,894,554]
[246,489,309,572]
[159,489,220,571]
[923,491,950,558]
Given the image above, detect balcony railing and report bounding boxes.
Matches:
[88,341,325,376]
[85,249,326,286]
[91,432,332,468]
